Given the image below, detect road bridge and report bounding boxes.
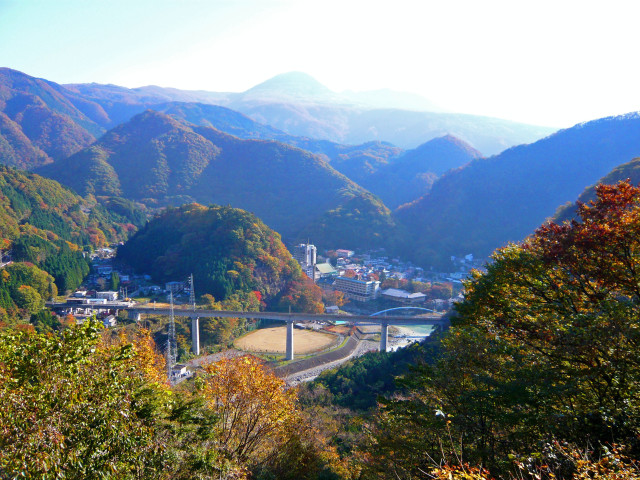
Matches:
[47,302,448,360]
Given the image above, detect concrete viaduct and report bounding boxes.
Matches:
[48,302,448,360]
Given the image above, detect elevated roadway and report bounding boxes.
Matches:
[47,301,448,359]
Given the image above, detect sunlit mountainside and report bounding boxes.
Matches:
[35,109,402,250]
[4,67,640,268]
[398,112,640,264]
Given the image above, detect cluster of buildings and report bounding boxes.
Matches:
[290,243,475,309]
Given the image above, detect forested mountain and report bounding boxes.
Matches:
[0,80,401,187]
[554,157,640,223]
[361,135,482,208]
[0,165,146,322]
[0,68,111,168]
[397,113,640,265]
[152,102,404,184]
[37,110,404,250]
[117,203,322,312]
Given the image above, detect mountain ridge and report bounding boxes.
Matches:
[36,110,403,250]
[397,112,640,265]
[61,69,555,154]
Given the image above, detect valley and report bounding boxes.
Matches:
[2,64,640,480]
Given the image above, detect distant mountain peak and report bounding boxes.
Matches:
[247,72,331,93]
[242,71,339,103]
[416,135,483,158]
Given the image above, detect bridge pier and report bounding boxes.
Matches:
[380,321,389,352]
[128,310,141,322]
[191,317,200,356]
[285,319,294,361]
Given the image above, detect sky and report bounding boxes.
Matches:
[1,0,640,127]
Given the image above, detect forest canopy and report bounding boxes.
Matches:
[118,203,323,312]
[366,180,640,479]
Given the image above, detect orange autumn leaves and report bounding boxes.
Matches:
[200,355,298,464]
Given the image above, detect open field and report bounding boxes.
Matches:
[234,327,338,354]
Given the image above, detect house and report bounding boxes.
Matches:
[96,291,118,301]
[325,305,339,313]
[95,264,113,276]
[102,315,117,328]
[336,249,355,258]
[171,364,188,377]
[165,281,185,294]
[380,288,426,304]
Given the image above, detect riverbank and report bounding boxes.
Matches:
[388,325,432,351]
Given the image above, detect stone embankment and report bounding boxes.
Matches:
[285,339,379,385]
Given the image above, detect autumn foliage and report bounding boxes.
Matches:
[364,181,640,479]
[201,355,298,465]
[118,203,322,312]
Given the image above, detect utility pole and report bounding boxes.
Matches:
[166,291,177,381]
[188,273,196,311]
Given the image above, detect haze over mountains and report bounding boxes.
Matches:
[3,66,640,268]
[64,70,554,155]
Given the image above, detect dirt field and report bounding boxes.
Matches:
[234,327,338,354]
[325,325,351,335]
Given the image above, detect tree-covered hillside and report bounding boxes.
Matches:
[0,165,146,297]
[0,68,110,168]
[362,181,640,479]
[361,134,482,208]
[156,101,404,186]
[398,112,640,265]
[554,157,640,223]
[117,203,323,312]
[38,110,406,250]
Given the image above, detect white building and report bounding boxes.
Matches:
[294,243,317,266]
[380,288,426,304]
[96,291,118,301]
[333,276,380,302]
[171,364,188,378]
[293,243,317,279]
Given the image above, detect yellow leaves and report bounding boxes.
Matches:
[226,269,240,279]
[101,327,168,387]
[201,355,299,464]
[430,464,495,480]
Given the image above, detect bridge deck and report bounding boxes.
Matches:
[47,302,446,326]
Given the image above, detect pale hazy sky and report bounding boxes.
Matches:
[2,0,639,127]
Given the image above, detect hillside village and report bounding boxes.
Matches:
[58,240,475,326]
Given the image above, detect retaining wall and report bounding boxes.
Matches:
[273,332,361,377]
